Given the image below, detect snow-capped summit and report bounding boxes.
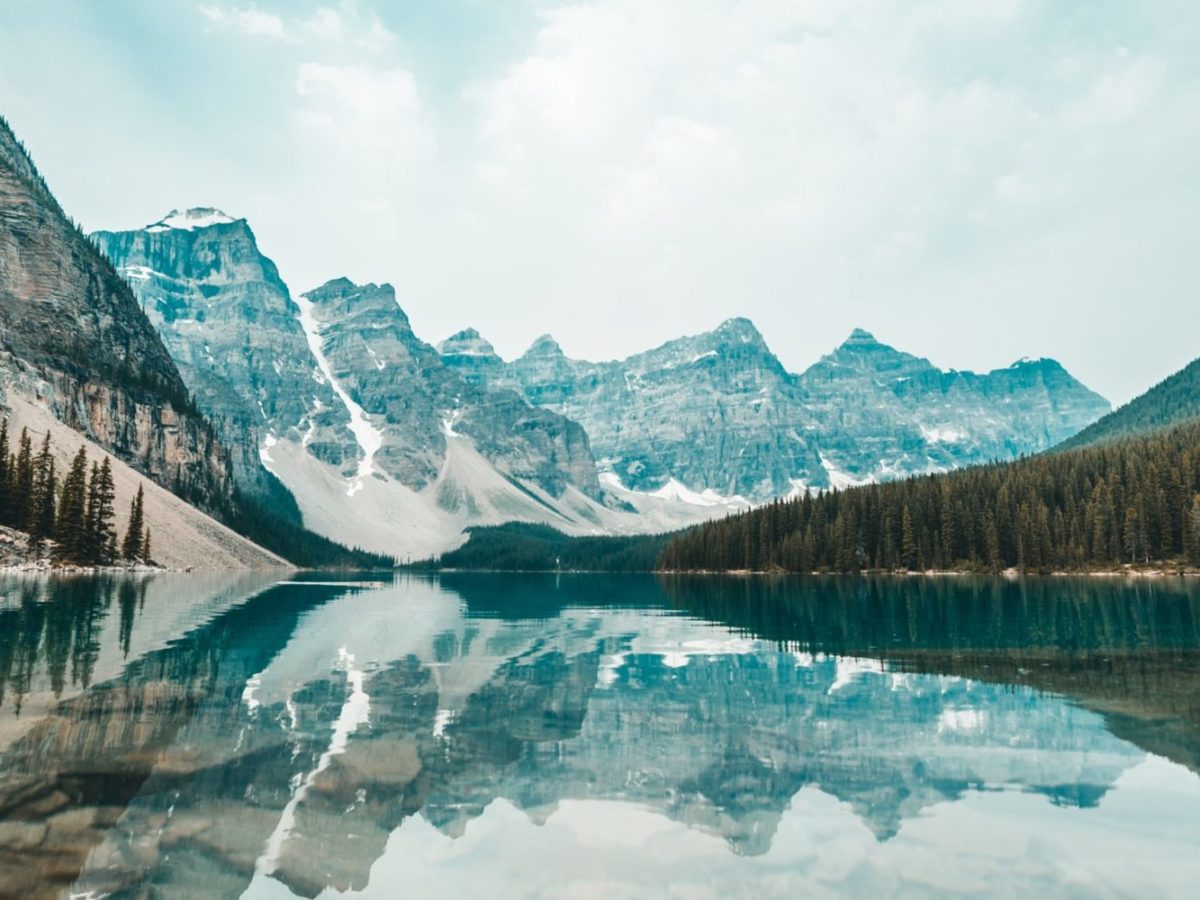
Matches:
[145,207,238,232]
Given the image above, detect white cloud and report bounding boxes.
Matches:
[199,4,287,40]
[295,62,431,159]
[198,2,394,49]
[177,0,1200,403]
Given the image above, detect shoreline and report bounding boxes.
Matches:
[412,566,1200,578]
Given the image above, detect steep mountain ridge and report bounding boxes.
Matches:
[793,329,1111,489]
[91,211,353,501]
[1,116,383,568]
[297,277,601,500]
[440,322,1110,501]
[0,117,236,514]
[1056,355,1200,451]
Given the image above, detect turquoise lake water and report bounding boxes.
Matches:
[1,573,1198,898]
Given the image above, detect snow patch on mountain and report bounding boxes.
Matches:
[145,207,237,232]
[264,435,745,559]
[293,293,383,497]
[819,454,874,491]
[648,477,749,508]
[919,425,966,444]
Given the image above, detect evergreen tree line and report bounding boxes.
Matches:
[0,420,151,566]
[407,522,675,572]
[659,419,1200,574]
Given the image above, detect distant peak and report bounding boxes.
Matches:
[438,327,498,358]
[524,334,565,357]
[716,316,759,334]
[311,276,358,294]
[707,317,767,347]
[1008,356,1064,372]
[842,327,879,346]
[303,278,405,318]
[145,207,238,232]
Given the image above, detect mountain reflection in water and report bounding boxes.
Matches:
[0,573,1198,899]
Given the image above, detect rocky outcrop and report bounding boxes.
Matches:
[0,117,237,512]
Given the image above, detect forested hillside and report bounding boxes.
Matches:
[411,522,672,572]
[1058,356,1200,450]
[660,420,1200,573]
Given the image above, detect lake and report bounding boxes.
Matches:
[1,572,1198,898]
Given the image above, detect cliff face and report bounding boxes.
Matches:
[300,278,601,500]
[91,211,351,498]
[0,117,234,510]
[790,329,1113,489]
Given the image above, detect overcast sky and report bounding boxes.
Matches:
[2,0,1197,404]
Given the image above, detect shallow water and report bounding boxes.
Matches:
[1,572,1198,898]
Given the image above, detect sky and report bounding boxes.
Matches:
[1,0,1197,405]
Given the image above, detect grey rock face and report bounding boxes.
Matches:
[302,278,600,500]
[92,211,354,498]
[441,322,1110,501]
[95,217,603,513]
[0,122,236,512]
[792,329,1112,487]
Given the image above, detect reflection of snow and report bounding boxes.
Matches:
[252,649,370,880]
[433,708,459,737]
[828,656,884,694]
[938,708,988,734]
[241,672,263,713]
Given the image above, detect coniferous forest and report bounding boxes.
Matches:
[409,521,675,572]
[0,420,152,566]
[660,419,1200,573]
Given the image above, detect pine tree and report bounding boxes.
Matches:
[55,446,90,564]
[122,484,145,561]
[142,526,152,564]
[900,505,917,570]
[89,458,117,565]
[10,428,33,531]
[1188,495,1200,567]
[27,433,57,552]
[0,418,10,524]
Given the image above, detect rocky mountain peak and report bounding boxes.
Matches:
[817,328,931,379]
[1008,356,1060,372]
[711,316,766,346]
[842,327,879,346]
[523,334,566,359]
[438,328,500,360]
[305,278,409,326]
[145,207,239,232]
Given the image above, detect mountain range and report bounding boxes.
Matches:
[88,205,1116,557]
[440,320,1109,500]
